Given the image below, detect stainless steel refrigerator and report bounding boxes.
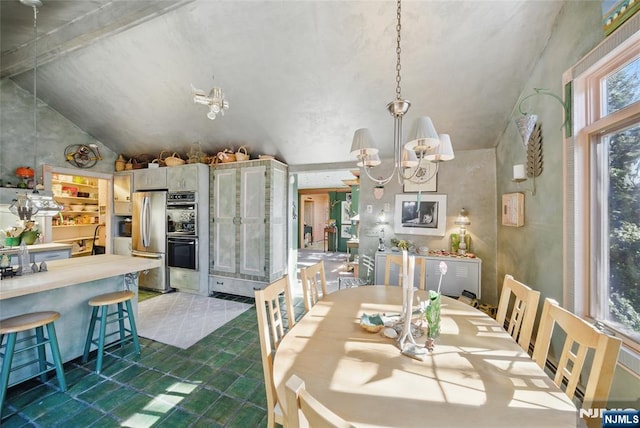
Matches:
[132,190,171,292]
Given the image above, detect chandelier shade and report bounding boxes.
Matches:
[405,116,441,153]
[424,134,455,162]
[350,128,379,157]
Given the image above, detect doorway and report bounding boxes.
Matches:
[42,165,113,256]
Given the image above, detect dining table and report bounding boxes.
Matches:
[272,286,578,428]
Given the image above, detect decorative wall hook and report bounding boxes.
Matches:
[515,88,570,145]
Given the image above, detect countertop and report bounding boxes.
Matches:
[0,242,73,255]
[0,254,162,300]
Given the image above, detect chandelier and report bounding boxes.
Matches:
[192,76,229,120]
[9,0,63,221]
[350,0,454,186]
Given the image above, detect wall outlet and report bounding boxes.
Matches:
[367,205,373,213]
[384,202,391,211]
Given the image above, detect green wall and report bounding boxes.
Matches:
[495,1,639,407]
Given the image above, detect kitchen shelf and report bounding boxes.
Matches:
[72,249,93,256]
[54,196,98,203]
[52,179,98,189]
[53,224,97,228]
[53,236,95,243]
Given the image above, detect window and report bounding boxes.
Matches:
[569,32,640,350]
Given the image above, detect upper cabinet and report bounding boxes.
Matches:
[132,167,167,191]
[113,172,132,215]
[167,163,208,192]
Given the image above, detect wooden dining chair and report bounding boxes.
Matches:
[300,260,327,312]
[384,254,426,289]
[285,374,354,428]
[495,274,540,352]
[255,275,296,428]
[532,298,622,426]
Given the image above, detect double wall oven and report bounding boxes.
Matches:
[167,191,198,271]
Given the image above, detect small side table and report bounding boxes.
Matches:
[324,226,337,252]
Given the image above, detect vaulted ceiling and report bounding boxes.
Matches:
[1,0,567,185]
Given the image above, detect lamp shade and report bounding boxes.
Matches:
[350,128,379,157]
[405,117,440,153]
[454,208,470,226]
[424,133,455,162]
[357,152,381,167]
[401,149,419,168]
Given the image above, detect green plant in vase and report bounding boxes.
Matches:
[425,261,447,351]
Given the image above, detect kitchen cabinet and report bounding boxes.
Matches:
[51,174,103,257]
[113,237,132,256]
[374,251,482,298]
[167,163,207,192]
[209,159,287,297]
[132,167,167,191]
[2,243,72,266]
[113,172,132,215]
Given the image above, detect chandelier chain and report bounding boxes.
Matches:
[395,0,402,100]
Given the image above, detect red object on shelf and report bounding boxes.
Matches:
[15,166,34,178]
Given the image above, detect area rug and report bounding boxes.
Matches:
[137,292,251,349]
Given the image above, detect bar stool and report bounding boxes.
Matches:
[1,311,67,410]
[82,290,140,374]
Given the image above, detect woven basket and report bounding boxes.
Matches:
[217,149,236,163]
[235,146,250,161]
[164,152,185,167]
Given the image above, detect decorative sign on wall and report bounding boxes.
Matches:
[502,193,525,227]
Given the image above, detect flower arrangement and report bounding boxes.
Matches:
[390,238,413,251]
[1,220,40,246]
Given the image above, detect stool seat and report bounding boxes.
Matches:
[88,290,135,307]
[0,311,60,334]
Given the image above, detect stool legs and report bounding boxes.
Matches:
[1,322,67,412]
[125,300,141,355]
[83,300,140,374]
[82,307,99,364]
[0,333,18,411]
[45,323,67,392]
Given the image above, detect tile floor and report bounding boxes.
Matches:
[1,292,306,428]
[1,250,347,427]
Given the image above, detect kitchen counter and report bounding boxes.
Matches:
[0,242,73,255]
[0,254,161,300]
[0,254,162,384]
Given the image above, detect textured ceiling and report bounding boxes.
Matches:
[1,0,567,187]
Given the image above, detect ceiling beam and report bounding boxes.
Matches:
[1,0,193,79]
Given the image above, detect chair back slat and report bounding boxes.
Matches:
[286,374,354,428]
[384,254,426,289]
[300,261,327,312]
[496,274,540,351]
[533,298,622,421]
[255,275,296,428]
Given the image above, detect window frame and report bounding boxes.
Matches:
[568,31,640,353]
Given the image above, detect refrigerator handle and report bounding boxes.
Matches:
[142,195,151,247]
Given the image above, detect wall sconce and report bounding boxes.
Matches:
[454,208,471,255]
[376,210,388,224]
[512,163,537,196]
[515,87,570,145]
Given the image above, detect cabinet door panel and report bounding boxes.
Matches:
[240,166,266,276]
[212,169,236,273]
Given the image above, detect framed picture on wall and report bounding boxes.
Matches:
[341,200,352,224]
[403,164,437,192]
[394,194,447,236]
[341,225,352,239]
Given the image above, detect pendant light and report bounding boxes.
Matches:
[10,0,63,220]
